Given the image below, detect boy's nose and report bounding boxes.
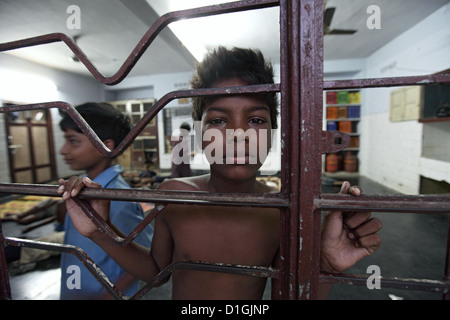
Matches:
[59,143,68,155]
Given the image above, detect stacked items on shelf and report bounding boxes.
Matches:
[325,90,361,173]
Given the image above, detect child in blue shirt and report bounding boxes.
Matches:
[58,102,153,299]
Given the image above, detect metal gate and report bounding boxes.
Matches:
[1,0,449,300]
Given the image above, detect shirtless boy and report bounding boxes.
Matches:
[58,47,382,299]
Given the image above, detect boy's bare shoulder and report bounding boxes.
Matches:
[158,174,210,192]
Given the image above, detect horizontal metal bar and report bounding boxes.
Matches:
[316,194,450,213]
[323,73,450,90]
[0,0,280,85]
[2,183,449,213]
[4,236,277,300]
[4,237,124,299]
[132,261,279,300]
[319,273,450,294]
[0,84,280,159]
[0,183,288,208]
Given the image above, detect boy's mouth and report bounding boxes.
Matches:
[223,153,258,165]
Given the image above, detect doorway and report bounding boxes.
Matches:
[3,102,57,183]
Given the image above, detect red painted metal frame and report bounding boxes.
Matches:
[0,0,449,300]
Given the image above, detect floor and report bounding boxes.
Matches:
[2,175,448,300]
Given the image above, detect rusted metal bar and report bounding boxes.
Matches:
[278,0,323,300]
[444,216,450,299]
[316,194,450,213]
[0,84,280,159]
[0,183,288,208]
[0,221,12,300]
[323,73,450,90]
[0,0,280,86]
[319,273,450,294]
[278,0,300,300]
[295,0,324,300]
[3,234,278,300]
[4,236,125,300]
[72,197,165,246]
[132,261,279,300]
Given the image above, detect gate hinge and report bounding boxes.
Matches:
[320,130,350,154]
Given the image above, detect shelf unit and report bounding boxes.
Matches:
[324,90,361,174]
[109,99,158,171]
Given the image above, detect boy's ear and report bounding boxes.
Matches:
[103,139,116,151]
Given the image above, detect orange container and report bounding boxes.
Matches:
[326,153,339,173]
[337,106,348,118]
[326,107,338,119]
[338,121,352,133]
[344,152,357,172]
[350,136,359,148]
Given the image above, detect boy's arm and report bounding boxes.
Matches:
[271,182,382,300]
[58,176,160,282]
[319,181,382,299]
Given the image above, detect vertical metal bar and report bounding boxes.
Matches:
[279,0,300,300]
[279,0,323,300]
[444,216,450,300]
[0,221,12,300]
[297,0,323,300]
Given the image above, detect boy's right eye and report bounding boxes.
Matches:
[68,139,79,145]
[209,118,226,125]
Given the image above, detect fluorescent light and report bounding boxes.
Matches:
[0,69,57,103]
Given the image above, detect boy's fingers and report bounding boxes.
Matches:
[352,218,383,239]
[339,181,362,196]
[349,185,361,196]
[356,233,382,254]
[344,212,371,229]
[339,181,351,194]
[60,176,84,198]
[82,177,101,188]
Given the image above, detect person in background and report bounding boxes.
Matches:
[171,122,192,178]
[58,102,153,299]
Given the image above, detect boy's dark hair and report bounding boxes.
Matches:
[190,47,279,129]
[59,102,131,151]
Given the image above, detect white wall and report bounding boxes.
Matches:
[359,3,450,194]
[0,53,105,182]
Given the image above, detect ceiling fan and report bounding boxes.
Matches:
[324,6,357,35]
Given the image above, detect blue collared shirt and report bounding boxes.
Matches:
[60,165,154,299]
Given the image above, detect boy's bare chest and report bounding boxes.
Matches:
[166,205,280,265]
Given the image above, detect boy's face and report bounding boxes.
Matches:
[59,128,106,174]
[201,77,272,181]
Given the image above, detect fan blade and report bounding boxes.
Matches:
[328,29,357,35]
[324,7,335,27]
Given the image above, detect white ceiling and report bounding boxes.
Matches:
[0,0,448,80]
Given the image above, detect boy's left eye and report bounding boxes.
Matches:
[249,118,266,125]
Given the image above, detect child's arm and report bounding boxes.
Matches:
[318,181,382,299]
[57,177,161,282]
[320,181,382,274]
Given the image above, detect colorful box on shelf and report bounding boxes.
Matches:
[337,91,349,104]
[326,92,337,104]
[327,121,337,131]
[338,121,352,133]
[348,105,360,118]
[337,106,348,118]
[350,136,359,148]
[348,92,361,104]
[326,107,338,119]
